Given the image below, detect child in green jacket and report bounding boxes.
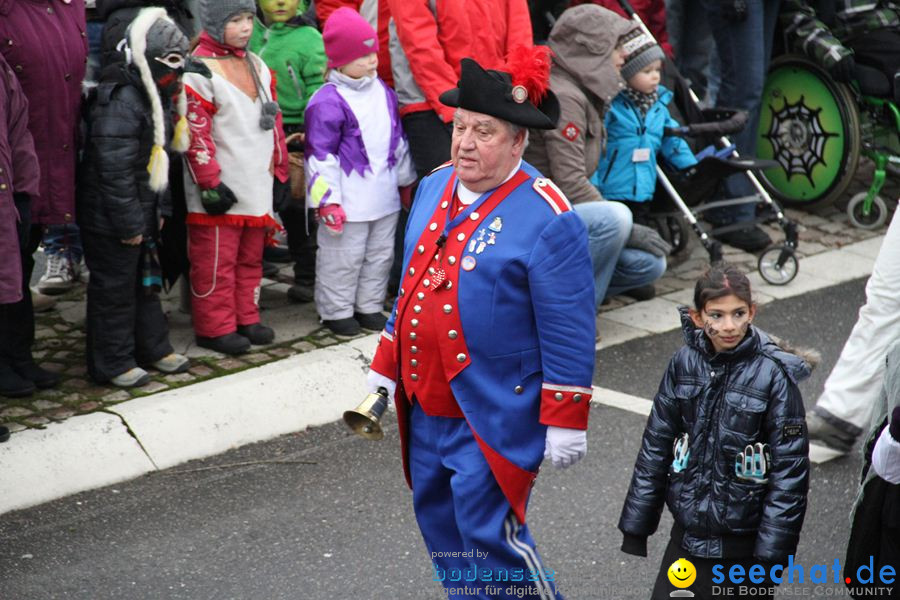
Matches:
[251,0,326,303]
[251,0,325,130]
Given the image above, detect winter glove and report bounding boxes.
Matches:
[366,369,396,403]
[626,223,673,257]
[273,177,293,214]
[829,53,856,83]
[722,0,747,21]
[544,426,587,469]
[200,182,238,216]
[872,406,900,484]
[621,534,648,557]
[318,203,346,236]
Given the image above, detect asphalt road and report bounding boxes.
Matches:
[0,279,873,599]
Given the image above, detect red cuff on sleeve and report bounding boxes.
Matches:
[370,331,398,378]
[539,383,592,429]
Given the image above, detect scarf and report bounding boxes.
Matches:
[623,87,659,117]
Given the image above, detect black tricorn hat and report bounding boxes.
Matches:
[439,57,560,130]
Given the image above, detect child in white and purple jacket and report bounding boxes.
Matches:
[304,7,415,337]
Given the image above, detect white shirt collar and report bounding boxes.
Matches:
[457,160,523,205]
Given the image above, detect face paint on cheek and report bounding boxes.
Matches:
[736,316,751,337]
[703,320,720,339]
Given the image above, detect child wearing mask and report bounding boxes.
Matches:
[250,0,326,304]
[183,0,290,356]
[304,8,415,336]
[78,8,198,386]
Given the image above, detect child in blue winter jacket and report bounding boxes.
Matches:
[592,30,696,205]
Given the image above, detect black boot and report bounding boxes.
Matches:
[287,282,313,303]
[622,284,656,302]
[716,226,772,253]
[354,312,387,331]
[237,323,275,345]
[0,363,35,398]
[323,317,361,336]
[13,361,61,389]
[196,332,251,355]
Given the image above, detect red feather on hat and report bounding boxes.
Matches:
[505,45,554,106]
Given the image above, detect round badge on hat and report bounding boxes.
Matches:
[461,255,477,271]
[511,85,528,104]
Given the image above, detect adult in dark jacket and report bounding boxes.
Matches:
[77,7,201,387]
[0,53,42,399]
[619,264,813,599]
[0,0,88,392]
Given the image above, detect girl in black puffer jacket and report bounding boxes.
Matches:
[619,263,814,600]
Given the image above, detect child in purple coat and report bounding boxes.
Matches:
[304,8,415,336]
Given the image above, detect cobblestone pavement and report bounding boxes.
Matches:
[1,169,896,435]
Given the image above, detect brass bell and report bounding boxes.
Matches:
[343,387,389,440]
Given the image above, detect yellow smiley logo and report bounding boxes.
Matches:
[667,558,696,588]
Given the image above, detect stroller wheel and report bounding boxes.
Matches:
[847,192,888,230]
[758,245,798,286]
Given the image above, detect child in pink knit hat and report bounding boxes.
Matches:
[304,8,416,336]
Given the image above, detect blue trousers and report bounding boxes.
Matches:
[703,0,780,221]
[409,403,563,600]
[574,201,667,305]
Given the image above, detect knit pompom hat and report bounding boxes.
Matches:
[619,29,665,82]
[322,7,379,69]
[199,0,256,43]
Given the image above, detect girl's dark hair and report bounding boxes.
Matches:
[693,262,753,311]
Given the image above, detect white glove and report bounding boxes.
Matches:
[543,426,587,469]
[366,369,396,402]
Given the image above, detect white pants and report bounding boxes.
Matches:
[314,212,398,321]
[816,213,900,433]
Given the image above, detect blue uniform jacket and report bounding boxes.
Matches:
[371,161,597,522]
[592,85,697,202]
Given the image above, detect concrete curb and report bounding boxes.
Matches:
[0,335,377,515]
[0,236,882,515]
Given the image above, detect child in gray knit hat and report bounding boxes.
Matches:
[592,28,697,208]
[199,0,256,43]
[181,0,290,356]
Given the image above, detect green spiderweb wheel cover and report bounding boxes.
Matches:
[756,55,860,208]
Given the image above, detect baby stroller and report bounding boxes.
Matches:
[614,0,801,285]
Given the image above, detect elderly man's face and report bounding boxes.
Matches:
[451,108,525,192]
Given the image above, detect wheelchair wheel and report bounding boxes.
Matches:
[756,55,861,209]
[758,245,799,286]
[847,192,888,229]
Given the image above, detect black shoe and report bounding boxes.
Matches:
[0,365,36,398]
[323,317,361,336]
[716,226,772,253]
[807,411,856,453]
[622,284,656,302]
[287,283,314,303]
[355,311,387,331]
[237,323,275,345]
[196,332,251,355]
[263,246,291,263]
[262,261,280,278]
[13,361,61,389]
[0,426,9,443]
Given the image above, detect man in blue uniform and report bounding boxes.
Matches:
[367,54,597,599]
